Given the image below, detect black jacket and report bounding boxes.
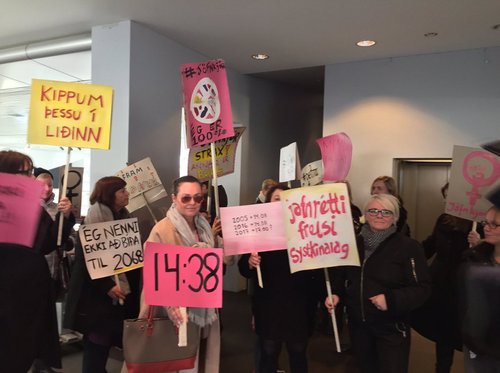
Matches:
[330,232,431,325]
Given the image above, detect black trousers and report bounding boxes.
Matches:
[259,337,308,373]
[349,320,410,373]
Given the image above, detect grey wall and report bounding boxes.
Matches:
[323,47,500,208]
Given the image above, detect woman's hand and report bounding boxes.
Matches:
[211,217,222,237]
[324,295,340,314]
[468,230,481,247]
[248,252,261,269]
[369,294,387,311]
[167,306,187,327]
[107,285,126,301]
[58,197,73,218]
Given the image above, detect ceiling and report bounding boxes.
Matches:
[2,0,500,77]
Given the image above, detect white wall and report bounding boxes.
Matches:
[323,47,500,208]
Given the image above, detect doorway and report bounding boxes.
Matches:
[396,159,452,243]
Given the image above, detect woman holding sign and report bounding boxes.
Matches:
[64,176,140,373]
[239,183,315,373]
[325,193,430,373]
[139,175,221,373]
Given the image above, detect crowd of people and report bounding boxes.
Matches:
[1,148,499,373]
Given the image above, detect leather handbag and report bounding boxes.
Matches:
[123,306,199,373]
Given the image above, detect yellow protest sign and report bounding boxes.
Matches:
[28,79,113,149]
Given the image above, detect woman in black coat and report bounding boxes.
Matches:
[326,194,431,373]
[239,184,315,373]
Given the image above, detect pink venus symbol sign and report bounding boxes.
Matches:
[462,151,500,209]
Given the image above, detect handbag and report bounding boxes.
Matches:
[123,306,200,373]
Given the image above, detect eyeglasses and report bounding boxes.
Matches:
[366,208,394,217]
[180,194,204,204]
[481,221,500,229]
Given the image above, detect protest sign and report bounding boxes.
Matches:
[78,218,143,279]
[115,158,167,214]
[446,145,500,221]
[58,165,83,219]
[144,242,223,308]
[279,142,302,182]
[316,132,352,181]
[188,127,245,182]
[0,174,43,247]
[301,160,324,187]
[181,59,234,147]
[28,79,113,149]
[280,183,360,273]
[220,202,287,256]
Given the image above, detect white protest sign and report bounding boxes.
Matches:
[301,160,324,187]
[446,145,500,221]
[279,142,302,182]
[116,158,168,213]
[280,183,360,273]
[79,217,143,279]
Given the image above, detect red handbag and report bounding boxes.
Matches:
[123,307,199,373]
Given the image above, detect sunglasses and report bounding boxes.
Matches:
[180,194,204,204]
[366,208,394,217]
[481,221,499,229]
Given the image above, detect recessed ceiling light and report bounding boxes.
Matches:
[424,32,438,38]
[356,40,376,47]
[252,53,269,60]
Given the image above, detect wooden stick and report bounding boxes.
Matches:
[57,147,71,246]
[178,307,188,347]
[114,274,124,305]
[141,192,158,223]
[324,268,341,352]
[256,264,263,288]
[210,142,221,218]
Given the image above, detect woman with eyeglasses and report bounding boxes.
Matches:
[138,175,221,373]
[64,176,141,373]
[0,150,74,372]
[325,193,431,373]
[460,205,500,372]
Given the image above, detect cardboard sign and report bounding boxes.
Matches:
[79,218,143,279]
[0,174,43,247]
[279,142,302,182]
[188,127,245,182]
[116,158,163,198]
[58,165,84,219]
[220,202,287,256]
[181,59,234,147]
[280,183,360,273]
[316,132,353,181]
[301,160,324,187]
[28,79,113,149]
[144,242,223,308]
[446,145,500,221]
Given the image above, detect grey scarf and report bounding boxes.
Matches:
[360,224,397,261]
[166,204,218,327]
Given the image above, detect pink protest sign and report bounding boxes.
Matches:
[181,59,234,147]
[220,202,287,256]
[144,242,223,308]
[280,183,360,273]
[446,145,500,221]
[0,173,43,247]
[316,132,353,181]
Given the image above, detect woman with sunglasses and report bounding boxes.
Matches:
[325,193,430,373]
[460,205,500,372]
[0,150,74,372]
[139,175,221,373]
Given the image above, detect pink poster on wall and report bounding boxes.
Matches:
[181,59,235,147]
[143,242,223,308]
[316,132,353,181]
[0,173,43,248]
